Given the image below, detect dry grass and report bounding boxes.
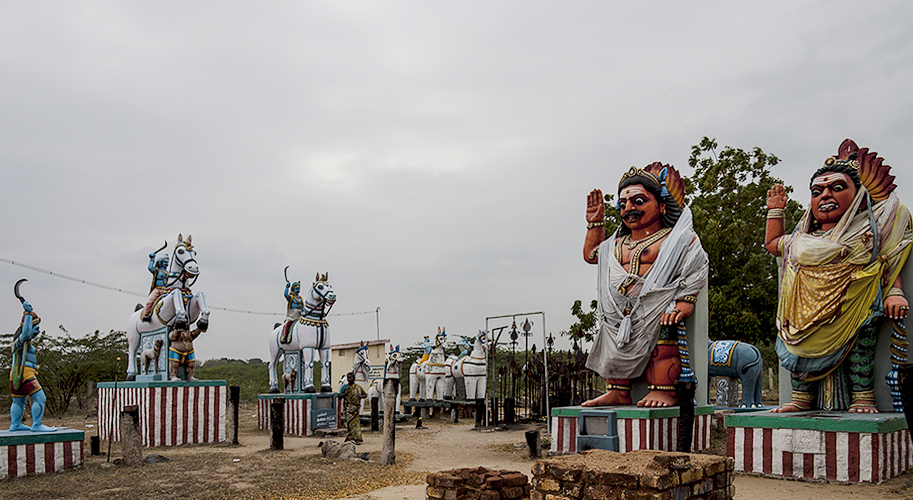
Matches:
[1,406,427,500]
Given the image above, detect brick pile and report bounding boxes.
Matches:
[531,449,734,500]
[426,467,532,500]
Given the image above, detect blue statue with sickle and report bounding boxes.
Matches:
[9,279,56,432]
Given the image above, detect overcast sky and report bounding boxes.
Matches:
[2,1,913,364]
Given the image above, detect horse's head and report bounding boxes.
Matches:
[475,330,488,356]
[170,234,199,284]
[434,327,447,349]
[385,345,402,378]
[353,342,369,370]
[308,272,336,315]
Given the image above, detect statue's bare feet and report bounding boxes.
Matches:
[848,403,879,414]
[769,403,805,413]
[636,390,677,407]
[582,390,631,407]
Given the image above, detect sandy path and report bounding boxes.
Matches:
[337,416,912,500]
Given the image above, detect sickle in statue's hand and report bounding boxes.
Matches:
[284,266,290,285]
[14,278,27,304]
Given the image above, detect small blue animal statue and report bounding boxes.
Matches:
[708,340,764,408]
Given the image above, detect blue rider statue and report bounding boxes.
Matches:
[9,279,56,432]
[141,250,170,322]
[281,281,303,344]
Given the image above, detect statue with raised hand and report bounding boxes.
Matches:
[766,139,912,413]
[280,266,303,344]
[582,163,708,407]
[9,279,56,432]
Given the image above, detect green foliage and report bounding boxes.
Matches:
[567,299,598,343]
[195,358,270,404]
[688,137,803,343]
[1,327,128,414]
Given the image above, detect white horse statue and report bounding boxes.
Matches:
[126,234,210,381]
[352,341,372,411]
[379,344,402,405]
[409,328,448,401]
[267,273,336,393]
[453,330,488,400]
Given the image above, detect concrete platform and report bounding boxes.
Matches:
[726,410,912,483]
[97,380,227,447]
[0,427,84,479]
[550,405,714,454]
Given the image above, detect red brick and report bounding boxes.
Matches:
[502,473,529,486]
[486,476,505,490]
[481,491,502,500]
[427,485,446,499]
[582,484,626,499]
[583,470,639,489]
[469,473,487,488]
[502,485,526,499]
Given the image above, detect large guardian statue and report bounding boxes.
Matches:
[582,163,709,407]
[765,139,912,413]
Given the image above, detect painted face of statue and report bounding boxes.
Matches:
[810,172,857,229]
[618,184,664,233]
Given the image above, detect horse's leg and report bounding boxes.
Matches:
[268,330,281,393]
[126,313,141,381]
[192,292,210,331]
[319,347,332,393]
[301,347,317,393]
[408,366,418,401]
[170,289,188,328]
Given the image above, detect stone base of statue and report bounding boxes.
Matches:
[96,380,227,447]
[550,405,713,454]
[257,393,341,437]
[726,411,911,484]
[0,428,84,479]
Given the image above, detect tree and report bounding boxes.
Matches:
[0,327,128,414]
[687,137,802,344]
[566,137,803,346]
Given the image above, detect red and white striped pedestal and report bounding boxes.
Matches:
[550,405,713,454]
[1,428,84,479]
[726,411,912,483]
[257,393,342,437]
[97,380,227,447]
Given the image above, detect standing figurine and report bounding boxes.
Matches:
[168,326,204,381]
[765,139,912,413]
[581,163,709,407]
[281,266,303,344]
[9,279,56,432]
[340,372,367,444]
[141,241,171,322]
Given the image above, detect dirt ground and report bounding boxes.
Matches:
[2,406,912,499]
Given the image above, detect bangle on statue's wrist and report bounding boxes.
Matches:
[677,295,698,304]
[767,208,785,219]
[587,221,605,230]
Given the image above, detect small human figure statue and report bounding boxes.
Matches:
[280,280,303,344]
[339,371,367,444]
[9,279,56,432]
[419,335,433,364]
[765,139,912,413]
[581,163,709,407]
[141,249,171,322]
[457,336,472,359]
[168,326,204,381]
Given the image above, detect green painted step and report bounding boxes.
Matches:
[725,411,909,433]
[551,405,714,419]
[98,380,227,388]
[0,428,85,446]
